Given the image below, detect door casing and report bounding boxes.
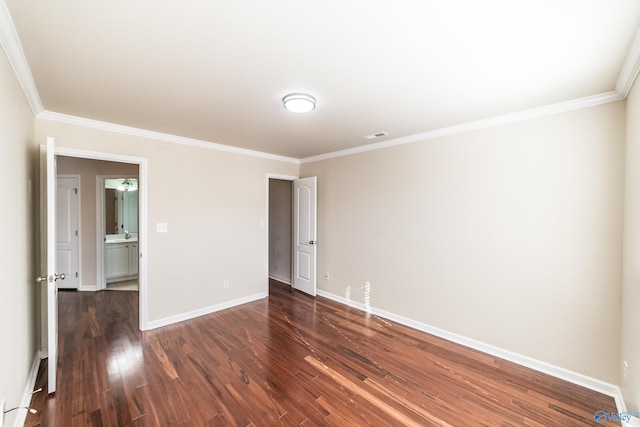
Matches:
[265,174,317,297]
[266,174,298,291]
[53,147,149,330]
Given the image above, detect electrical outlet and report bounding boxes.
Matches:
[1,398,6,426]
[223,279,230,288]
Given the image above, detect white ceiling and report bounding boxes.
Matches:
[4,0,640,159]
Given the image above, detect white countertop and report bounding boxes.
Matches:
[105,234,138,243]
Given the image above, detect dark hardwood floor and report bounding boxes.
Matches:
[24,280,617,426]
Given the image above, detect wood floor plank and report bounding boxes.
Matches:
[24,281,619,426]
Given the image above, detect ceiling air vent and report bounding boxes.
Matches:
[363,132,389,140]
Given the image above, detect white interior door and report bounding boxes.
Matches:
[293,177,317,296]
[38,137,65,394]
[56,176,79,289]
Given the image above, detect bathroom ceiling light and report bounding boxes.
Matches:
[283,93,316,113]
[116,179,138,192]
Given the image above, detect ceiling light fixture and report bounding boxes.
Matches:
[283,93,316,113]
[116,179,138,192]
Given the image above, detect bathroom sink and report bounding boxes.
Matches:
[106,238,138,243]
[105,234,138,243]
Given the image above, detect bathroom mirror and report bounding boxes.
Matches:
[104,178,138,235]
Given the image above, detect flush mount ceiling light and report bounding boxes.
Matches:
[283,93,316,113]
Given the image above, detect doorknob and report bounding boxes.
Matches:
[35,273,66,283]
[309,240,317,245]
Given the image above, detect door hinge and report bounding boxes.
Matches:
[75,272,78,278]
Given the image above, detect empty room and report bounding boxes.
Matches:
[1,1,640,426]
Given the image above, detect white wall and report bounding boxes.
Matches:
[35,119,299,324]
[622,76,640,412]
[301,101,625,383]
[0,48,36,425]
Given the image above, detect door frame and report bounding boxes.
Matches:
[56,147,149,330]
[265,173,298,293]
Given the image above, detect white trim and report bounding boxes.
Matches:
[265,173,298,295]
[39,111,300,164]
[1,0,638,165]
[625,415,640,427]
[39,92,624,166]
[317,288,629,418]
[57,146,148,165]
[317,290,368,312]
[0,0,43,116]
[138,159,148,330]
[146,292,268,330]
[301,91,623,163]
[266,173,299,181]
[96,176,106,291]
[75,172,82,290]
[617,28,640,98]
[53,147,149,331]
[13,352,43,427]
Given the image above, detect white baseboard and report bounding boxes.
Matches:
[316,289,629,420]
[268,274,291,285]
[13,351,43,427]
[146,292,268,330]
[625,415,640,427]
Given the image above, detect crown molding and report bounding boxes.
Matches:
[37,111,300,164]
[617,28,640,98]
[300,91,624,164]
[41,88,621,166]
[2,0,638,164]
[0,0,42,116]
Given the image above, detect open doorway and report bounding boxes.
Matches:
[268,178,293,287]
[267,174,317,297]
[101,177,139,291]
[38,142,148,398]
[52,147,148,331]
[56,156,139,292]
